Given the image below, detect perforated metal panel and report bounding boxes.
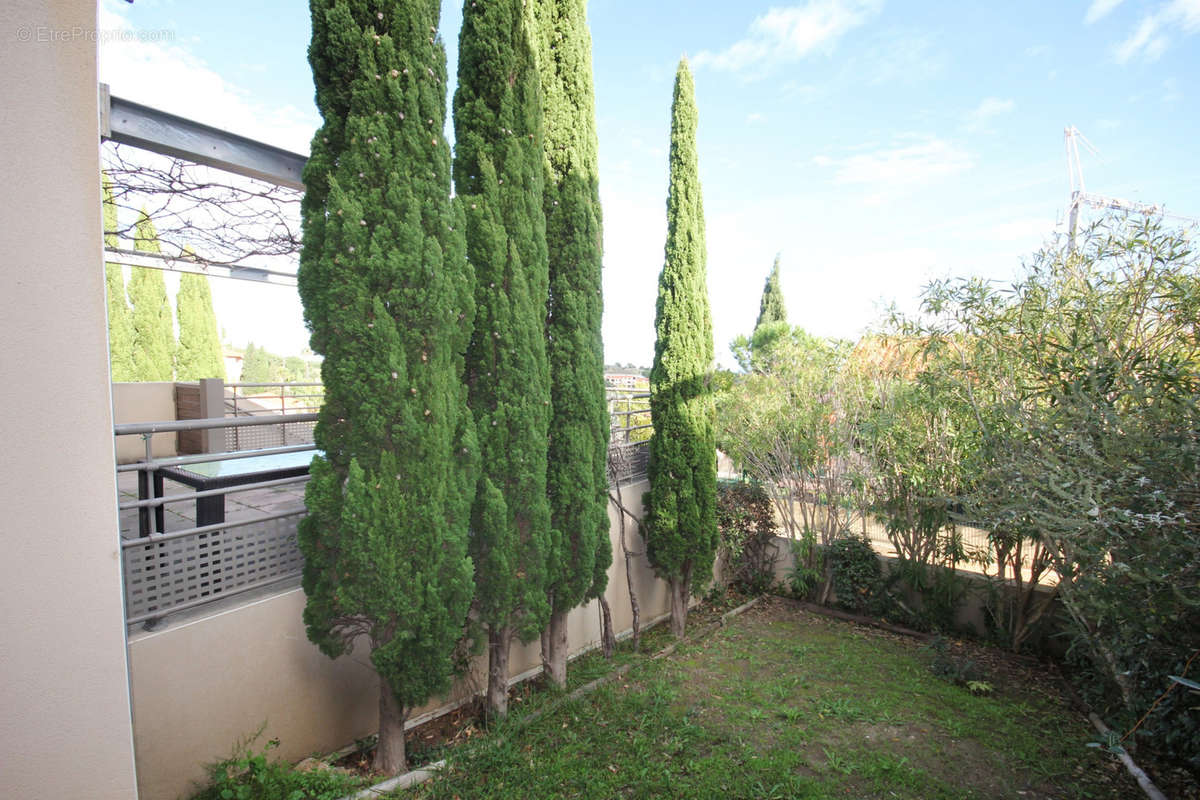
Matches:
[223,419,316,452]
[123,512,304,621]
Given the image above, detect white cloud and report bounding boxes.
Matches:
[813,137,974,203]
[966,97,1015,131]
[693,0,883,75]
[98,1,317,153]
[1085,0,1125,24]
[1114,0,1200,63]
[746,112,767,124]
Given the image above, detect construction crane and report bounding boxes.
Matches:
[1062,125,1197,248]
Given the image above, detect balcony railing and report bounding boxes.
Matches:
[115,384,652,626]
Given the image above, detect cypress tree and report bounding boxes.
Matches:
[298,0,476,775]
[175,272,226,380]
[103,176,136,382]
[646,58,717,638]
[128,211,175,381]
[755,254,787,330]
[529,0,611,688]
[453,0,552,716]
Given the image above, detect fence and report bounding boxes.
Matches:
[115,414,316,626]
[224,381,323,451]
[115,385,654,626]
[607,388,650,484]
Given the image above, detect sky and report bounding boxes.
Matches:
[98,0,1200,367]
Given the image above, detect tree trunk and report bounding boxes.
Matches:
[543,609,568,688]
[599,595,616,659]
[669,564,692,638]
[373,675,408,775]
[612,487,642,651]
[487,625,512,718]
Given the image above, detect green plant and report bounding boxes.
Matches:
[716,480,779,594]
[645,57,718,639]
[826,534,883,614]
[192,733,362,800]
[785,532,821,600]
[916,216,1200,767]
[533,0,612,691]
[924,636,986,689]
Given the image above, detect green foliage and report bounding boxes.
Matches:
[530,0,612,615]
[826,534,883,615]
[191,734,362,800]
[176,272,226,381]
[715,481,778,593]
[102,176,137,381]
[239,342,282,388]
[718,327,867,585]
[128,212,175,381]
[454,0,552,644]
[297,0,476,754]
[755,254,788,331]
[646,58,718,597]
[924,636,985,690]
[786,532,822,600]
[917,216,1200,767]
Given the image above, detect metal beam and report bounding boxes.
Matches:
[100,83,308,190]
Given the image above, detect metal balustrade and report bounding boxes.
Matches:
[115,385,652,625]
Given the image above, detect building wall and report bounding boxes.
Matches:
[112,381,181,463]
[128,481,665,800]
[0,2,139,798]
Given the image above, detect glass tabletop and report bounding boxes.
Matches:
[173,449,316,479]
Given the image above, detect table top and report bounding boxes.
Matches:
[165,449,315,480]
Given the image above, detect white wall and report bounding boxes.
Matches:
[0,2,139,798]
[112,381,180,463]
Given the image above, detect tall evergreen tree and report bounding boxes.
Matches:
[529,0,611,688]
[175,271,226,380]
[128,211,175,381]
[755,254,787,330]
[454,0,552,716]
[297,0,476,775]
[646,58,717,638]
[732,254,790,372]
[103,176,136,381]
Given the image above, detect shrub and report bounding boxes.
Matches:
[826,534,882,614]
[715,480,779,594]
[191,734,363,800]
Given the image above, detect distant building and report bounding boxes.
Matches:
[605,373,648,390]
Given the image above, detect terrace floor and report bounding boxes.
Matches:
[115,469,307,540]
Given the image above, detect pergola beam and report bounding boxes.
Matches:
[99,83,307,190]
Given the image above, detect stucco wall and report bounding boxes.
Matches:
[128,480,666,800]
[112,381,181,463]
[0,2,139,798]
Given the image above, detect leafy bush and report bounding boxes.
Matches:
[786,531,822,600]
[924,637,991,694]
[715,480,779,594]
[916,216,1200,767]
[191,734,363,800]
[826,534,882,614]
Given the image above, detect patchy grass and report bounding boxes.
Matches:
[404,597,1136,799]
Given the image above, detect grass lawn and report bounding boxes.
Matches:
[403,597,1135,799]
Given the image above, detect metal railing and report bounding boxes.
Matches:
[115,414,317,627]
[225,381,323,451]
[607,389,650,485]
